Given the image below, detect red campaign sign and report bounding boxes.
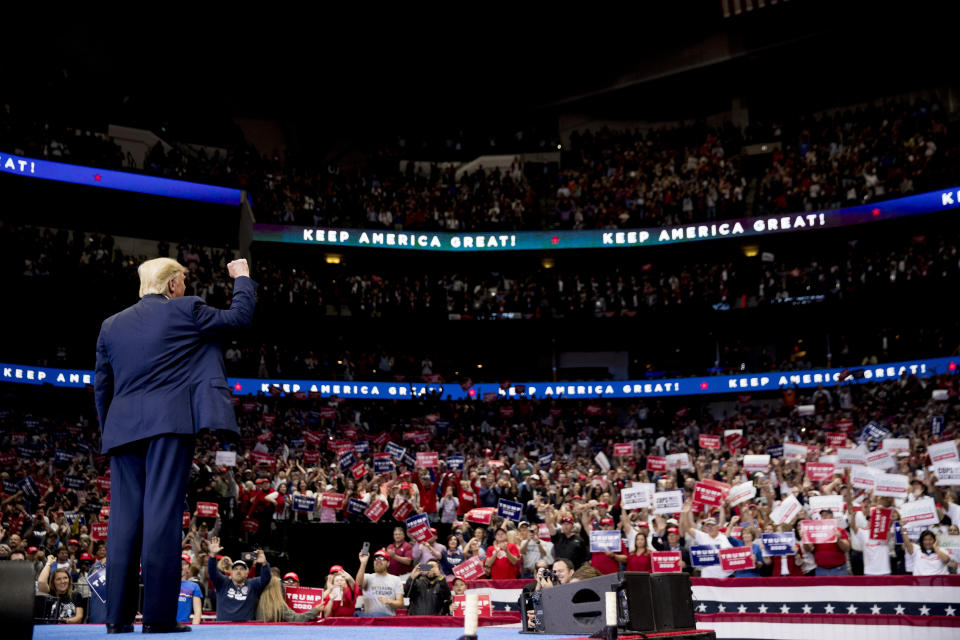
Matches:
[241,517,260,533]
[262,414,276,426]
[646,456,668,472]
[321,493,345,510]
[825,432,847,448]
[613,443,634,457]
[96,476,111,491]
[231,396,241,406]
[328,439,352,452]
[452,594,492,617]
[257,431,273,443]
[250,451,274,465]
[351,461,367,481]
[538,523,552,541]
[303,451,320,464]
[801,519,838,544]
[465,507,496,525]
[320,407,336,419]
[342,428,358,440]
[693,480,731,507]
[499,406,515,418]
[836,419,854,433]
[0,453,15,466]
[416,452,439,468]
[406,431,432,444]
[34,479,50,496]
[699,435,721,449]
[452,555,487,580]
[292,391,307,400]
[91,522,108,541]
[805,463,835,482]
[869,507,893,541]
[99,506,110,520]
[365,500,389,522]
[285,586,325,614]
[392,498,414,521]
[651,551,683,573]
[196,502,219,518]
[304,431,323,445]
[372,432,390,447]
[242,401,258,413]
[719,547,756,572]
[725,432,744,452]
[182,512,191,528]
[585,404,603,416]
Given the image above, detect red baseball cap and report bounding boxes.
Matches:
[637,520,650,528]
[599,516,615,526]
[283,572,300,582]
[27,547,38,554]
[80,553,94,561]
[400,482,411,490]
[181,554,192,563]
[68,539,79,545]
[666,526,680,534]
[597,502,609,509]
[329,565,344,574]
[560,515,575,524]
[374,549,390,558]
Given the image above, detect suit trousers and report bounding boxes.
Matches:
[106,434,195,624]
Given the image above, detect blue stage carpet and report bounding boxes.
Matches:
[32,624,578,640]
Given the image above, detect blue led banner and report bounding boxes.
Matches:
[3,356,956,399]
[252,185,960,252]
[0,152,243,206]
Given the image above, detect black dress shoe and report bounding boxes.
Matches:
[106,624,134,634]
[142,623,192,633]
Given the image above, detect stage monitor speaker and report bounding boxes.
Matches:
[537,573,621,634]
[650,572,696,631]
[0,562,37,640]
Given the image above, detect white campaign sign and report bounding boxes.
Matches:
[727,481,757,506]
[931,462,960,485]
[898,497,938,528]
[666,453,692,470]
[215,451,237,467]
[622,485,652,509]
[808,495,844,514]
[743,455,770,472]
[594,451,611,472]
[770,494,802,524]
[836,448,865,468]
[783,442,807,459]
[653,490,685,514]
[850,465,879,490]
[882,438,910,454]
[873,473,909,498]
[818,454,839,465]
[928,440,959,464]
[865,449,895,470]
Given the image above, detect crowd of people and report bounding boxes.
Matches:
[2,364,958,623]
[4,97,955,232]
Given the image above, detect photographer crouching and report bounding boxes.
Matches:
[519,557,574,631]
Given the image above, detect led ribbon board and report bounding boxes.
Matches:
[0,152,243,206]
[3,356,955,400]
[253,185,960,251]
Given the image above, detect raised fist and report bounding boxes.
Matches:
[227,259,250,279]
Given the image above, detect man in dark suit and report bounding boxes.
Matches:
[95,257,256,633]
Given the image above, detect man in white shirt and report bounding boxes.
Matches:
[355,548,405,616]
[680,505,732,578]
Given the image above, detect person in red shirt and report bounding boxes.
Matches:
[585,516,628,574]
[484,526,520,579]
[625,529,652,572]
[414,471,438,518]
[457,480,477,516]
[386,526,414,576]
[802,509,850,576]
[322,572,360,617]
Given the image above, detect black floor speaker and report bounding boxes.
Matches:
[621,571,697,633]
[0,562,37,640]
[536,573,621,634]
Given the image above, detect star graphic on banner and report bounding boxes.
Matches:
[503,605,511,611]
[697,603,708,613]
[757,604,768,614]
[802,604,812,614]
[717,604,726,613]
[824,604,835,614]
[870,605,882,615]
[846,604,858,614]
[919,605,930,616]
[945,606,956,616]
[737,605,747,614]
[780,604,790,614]
[894,604,905,615]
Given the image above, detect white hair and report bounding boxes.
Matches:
[138,258,187,298]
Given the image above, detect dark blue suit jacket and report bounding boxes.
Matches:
[94,276,257,453]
